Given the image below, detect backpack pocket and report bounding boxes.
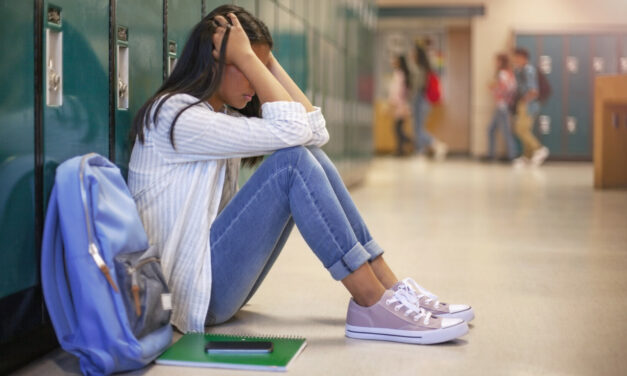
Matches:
[114,251,171,339]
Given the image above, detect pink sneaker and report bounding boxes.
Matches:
[345,289,468,344]
[395,278,475,322]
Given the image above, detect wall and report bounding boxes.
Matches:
[377,0,627,156]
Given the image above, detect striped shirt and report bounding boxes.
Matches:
[128,94,328,332]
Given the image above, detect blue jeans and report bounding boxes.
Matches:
[206,146,385,325]
[487,106,517,160]
[412,94,433,153]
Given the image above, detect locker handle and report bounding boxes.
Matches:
[117,44,129,110]
[48,59,60,92]
[45,28,63,106]
[611,112,619,130]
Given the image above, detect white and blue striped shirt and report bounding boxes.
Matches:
[128,94,328,332]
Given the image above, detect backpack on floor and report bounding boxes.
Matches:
[41,153,173,375]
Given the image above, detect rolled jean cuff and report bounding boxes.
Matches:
[363,239,385,260]
[327,243,371,281]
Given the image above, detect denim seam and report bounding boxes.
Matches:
[292,168,353,266]
[211,166,290,247]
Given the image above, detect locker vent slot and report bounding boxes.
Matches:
[47,6,61,26]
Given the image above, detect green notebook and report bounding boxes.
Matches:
[156,333,307,372]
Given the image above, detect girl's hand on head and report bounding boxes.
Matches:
[212,13,255,67]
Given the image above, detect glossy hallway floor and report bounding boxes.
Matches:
[15,157,627,376]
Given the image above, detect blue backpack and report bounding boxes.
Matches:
[41,153,173,375]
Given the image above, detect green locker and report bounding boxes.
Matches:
[292,17,307,91]
[233,0,256,15]
[0,0,37,330]
[114,0,163,176]
[535,35,564,154]
[258,0,276,37]
[205,0,226,14]
[167,0,203,78]
[293,0,306,19]
[42,0,110,200]
[564,35,592,157]
[275,6,293,77]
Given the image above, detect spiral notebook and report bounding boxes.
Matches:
[156,333,307,372]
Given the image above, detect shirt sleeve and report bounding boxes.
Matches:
[150,94,313,162]
[305,107,329,147]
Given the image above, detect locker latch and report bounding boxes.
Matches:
[45,5,62,107]
[117,26,129,110]
[168,41,177,76]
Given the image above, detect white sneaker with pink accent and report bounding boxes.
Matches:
[394,278,475,322]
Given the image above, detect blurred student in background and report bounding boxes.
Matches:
[410,44,447,159]
[512,48,549,166]
[387,55,412,156]
[486,53,517,162]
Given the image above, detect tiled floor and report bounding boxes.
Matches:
[14,157,627,375]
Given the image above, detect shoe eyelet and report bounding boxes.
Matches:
[394,306,401,312]
[385,299,392,305]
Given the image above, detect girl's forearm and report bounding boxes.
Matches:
[237,52,294,104]
[267,54,314,112]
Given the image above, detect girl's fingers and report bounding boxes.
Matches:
[214,15,228,27]
[227,13,241,28]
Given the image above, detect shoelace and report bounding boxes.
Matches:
[401,277,442,309]
[385,288,433,325]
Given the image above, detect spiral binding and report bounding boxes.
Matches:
[206,332,305,341]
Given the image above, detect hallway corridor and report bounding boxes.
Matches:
[17,158,627,375]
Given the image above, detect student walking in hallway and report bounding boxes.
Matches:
[486,53,518,162]
[512,48,549,166]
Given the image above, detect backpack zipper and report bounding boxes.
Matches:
[79,154,119,292]
[126,257,161,316]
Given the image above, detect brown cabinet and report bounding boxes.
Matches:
[594,75,627,189]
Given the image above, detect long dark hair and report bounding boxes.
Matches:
[496,53,510,72]
[131,4,272,167]
[396,55,410,89]
[414,45,432,74]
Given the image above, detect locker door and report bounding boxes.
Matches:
[564,35,592,157]
[233,0,256,15]
[115,0,163,177]
[276,6,293,78]
[166,0,203,78]
[258,0,276,38]
[592,35,619,75]
[536,35,564,156]
[292,17,307,91]
[205,0,226,15]
[42,0,109,201]
[0,0,38,346]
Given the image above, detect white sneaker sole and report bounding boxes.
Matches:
[437,307,475,322]
[345,321,468,345]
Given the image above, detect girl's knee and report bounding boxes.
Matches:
[272,146,318,170]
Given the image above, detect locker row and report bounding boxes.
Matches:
[0,0,376,372]
[515,32,627,159]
